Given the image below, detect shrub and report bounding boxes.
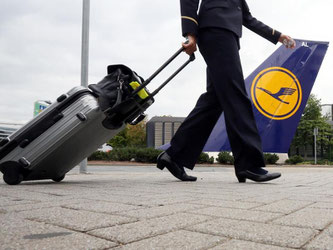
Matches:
[109,147,138,161]
[197,152,214,164]
[88,151,109,161]
[135,148,162,163]
[316,159,331,165]
[285,155,304,165]
[216,151,234,164]
[89,147,162,163]
[264,153,279,164]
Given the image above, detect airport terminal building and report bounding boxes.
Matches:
[146,116,185,149]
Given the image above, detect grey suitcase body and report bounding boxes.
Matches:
[0,86,124,184]
[0,46,194,185]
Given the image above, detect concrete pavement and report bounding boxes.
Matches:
[1,165,333,249]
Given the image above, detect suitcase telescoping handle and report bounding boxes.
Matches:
[130,46,195,99]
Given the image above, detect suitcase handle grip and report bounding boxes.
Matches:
[148,53,195,99]
[130,46,195,98]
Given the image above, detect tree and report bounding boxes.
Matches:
[108,119,147,148]
[126,120,146,147]
[109,128,128,148]
[291,94,333,159]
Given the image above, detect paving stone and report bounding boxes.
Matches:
[254,199,314,214]
[63,200,141,214]
[115,203,206,219]
[0,214,117,249]
[89,213,213,244]
[189,206,281,223]
[272,207,333,230]
[187,217,317,248]
[2,188,72,200]
[243,194,291,204]
[19,207,137,232]
[115,230,226,250]
[188,199,262,209]
[1,189,78,201]
[289,194,333,203]
[210,239,293,249]
[304,224,333,250]
[96,189,154,198]
[0,196,37,207]
[83,194,153,206]
[189,193,253,202]
[133,196,197,206]
[84,193,196,207]
[309,202,333,210]
[1,166,333,249]
[0,199,88,212]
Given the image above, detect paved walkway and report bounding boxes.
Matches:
[1,165,333,249]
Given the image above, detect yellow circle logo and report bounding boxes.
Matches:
[251,67,302,120]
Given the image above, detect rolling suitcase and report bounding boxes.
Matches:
[0,47,195,185]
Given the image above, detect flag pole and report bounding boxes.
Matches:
[79,0,90,174]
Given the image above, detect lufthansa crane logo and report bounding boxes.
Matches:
[251,67,302,120]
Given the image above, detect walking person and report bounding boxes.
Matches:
[157,0,295,182]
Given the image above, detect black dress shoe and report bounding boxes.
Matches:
[236,168,281,183]
[157,152,197,182]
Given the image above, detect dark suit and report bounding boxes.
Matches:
[180,0,281,43]
[166,0,281,173]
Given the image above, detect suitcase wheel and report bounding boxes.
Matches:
[52,175,65,183]
[3,172,23,185]
[1,162,24,185]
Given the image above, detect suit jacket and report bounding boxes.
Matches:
[180,0,281,44]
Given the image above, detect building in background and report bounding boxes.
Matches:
[33,100,51,117]
[146,116,185,149]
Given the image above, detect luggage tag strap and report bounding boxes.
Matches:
[103,77,125,115]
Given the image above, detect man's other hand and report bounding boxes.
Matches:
[182,34,197,55]
[279,34,296,49]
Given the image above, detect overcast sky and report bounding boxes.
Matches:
[0,0,331,124]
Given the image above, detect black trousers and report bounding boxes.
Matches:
[166,28,265,173]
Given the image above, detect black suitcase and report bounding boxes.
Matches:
[0,47,195,185]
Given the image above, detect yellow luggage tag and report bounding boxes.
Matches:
[129,81,149,99]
